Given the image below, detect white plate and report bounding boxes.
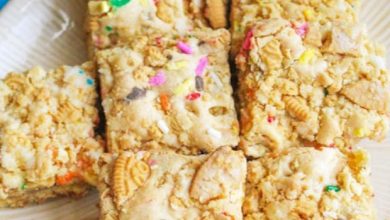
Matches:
[0,0,389,219]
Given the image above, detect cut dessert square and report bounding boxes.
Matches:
[96,29,239,154]
[86,0,228,57]
[237,18,389,158]
[230,0,361,56]
[244,147,375,219]
[98,147,246,220]
[0,63,104,207]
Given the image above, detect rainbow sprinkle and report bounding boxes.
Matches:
[177,41,193,54]
[295,23,309,38]
[186,92,201,101]
[195,76,204,91]
[242,29,254,51]
[174,79,193,95]
[149,71,166,86]
[195,56,208,76]
[267,116,276,123]
[325,185,340,192]
[109,0,131,8]
[105,25,113,32]
[86,78,94,86]
[167,60,188,70]
[303,9,314,21]
[299,49,315,64]
[353,128,365,137]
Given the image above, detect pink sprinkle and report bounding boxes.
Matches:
[329,143,336,148]
[177,41,193,54]
[149,71,166,86]
[267,116,276,123]
[186,92,201,101]
[156,37,162,46]
[93,35,104,47]
[242,29,254,50]
[295,23,309,38]
[148,159,157,166]
[195,56,208,76]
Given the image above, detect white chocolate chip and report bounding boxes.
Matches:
[207,128,222,139]
[157,120,170,134]
[210,73,223,88]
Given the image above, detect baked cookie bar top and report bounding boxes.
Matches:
[97,29,239,154]
[237,19,389,158]
[87,0,228,56]
[98,147,246,220]
[0,63,104,207]
[244,147,375,220]
[230,0,360,56]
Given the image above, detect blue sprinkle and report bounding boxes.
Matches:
[86,78,94,85]
[79,69,85,75]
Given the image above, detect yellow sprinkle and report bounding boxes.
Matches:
[353,128,365,137]
[88,1,111,16]
[167,61,188,70]
[303,9,314,21]
[174,79,193,95]
[299,49,316,64]
[140,0,148,6]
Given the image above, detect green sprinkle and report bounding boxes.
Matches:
[325,185,340,192]
[21,183,27,190]
[105,25,113,32]
[109,0,131,7]
[86,78,94,86]
[324,88,329,96]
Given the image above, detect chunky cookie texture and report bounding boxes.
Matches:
[244,147,375,220]
[98,147,247,220]
[237,18,389,158]
[97,29,239,154]
[230,0,361,56]
[0,63,104,207]
[86,0,228,57]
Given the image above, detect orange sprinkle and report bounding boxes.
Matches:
[246,88,255,100]
[56,172,78,185]
[160,94,170,112]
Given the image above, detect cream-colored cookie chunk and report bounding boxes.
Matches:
[98,147,247,220]
[96,30,239,154]
[86,0,228,57]
[237,19,389,158]
[0,63,104,207]
[244,147,375,219]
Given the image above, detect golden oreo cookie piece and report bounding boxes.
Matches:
[205,0,227,28]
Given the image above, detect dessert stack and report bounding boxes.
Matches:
[0,0,388,219]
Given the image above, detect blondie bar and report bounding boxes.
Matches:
[0,63,103,207]
[86,0,228,57]
[237,19,389,157]
[97,29,239,154]
[244,147,375,219]
[98,147,246,220]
